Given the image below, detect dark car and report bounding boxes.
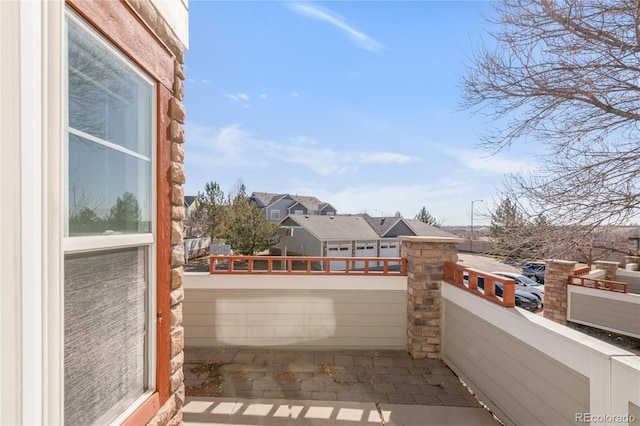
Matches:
[492,271,545,304]
[522,261,546,283]
[476,277,542,312]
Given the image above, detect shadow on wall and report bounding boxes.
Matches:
[214,296,337,346]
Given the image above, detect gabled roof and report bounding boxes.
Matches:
[361,215,403,236]
[283,215,379,241]
[360,214,457,238]
[319,203,337,212]
[251,192,335,213]
[184,195,197,208]
[400,218,458,238]
[250,192,284,208]
[287,195,324,212]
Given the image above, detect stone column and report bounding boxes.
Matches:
[399,236,462,360]
[624,256,640,271]
[543,260,576,325]
[127,1,187,425]
[594,260,619,280]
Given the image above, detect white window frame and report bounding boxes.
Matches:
[63,10,157,424]
[270,209,280,220]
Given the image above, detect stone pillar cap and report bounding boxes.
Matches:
[594,260,620,265]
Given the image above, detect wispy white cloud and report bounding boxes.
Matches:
[225,92,249,102]
[187,123,259,166]
[291,92,302,98]
[224,92,250,108]
[259,93,268,99]
[439,146,534,175]
[290,180,473,223]
[186,123,418,175]
[290,136,317,145]
[287,3,386,53]
[201,79,211,84]
[356,152,415,164]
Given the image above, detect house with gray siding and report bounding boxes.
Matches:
[251,192,337,222]
[272,214,457,269]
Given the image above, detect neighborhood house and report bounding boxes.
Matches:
[250,192,337,221]
[273,214,457,270]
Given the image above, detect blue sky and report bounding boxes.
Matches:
[183,1,534,226]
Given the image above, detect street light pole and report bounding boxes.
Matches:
[471,199,483,253]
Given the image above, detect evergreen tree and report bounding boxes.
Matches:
[192,181,228,241]
[69,207,105,235]
[223,186,279,255]
[108,192,141,232]
[415,206,440,227]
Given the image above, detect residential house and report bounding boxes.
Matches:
[2,0,188,424]
[362,214,455,240]
[251,192,337,222]
[273,214,457,270]
[184,195,199,218]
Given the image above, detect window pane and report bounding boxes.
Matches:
[64,247,147,425]
[68,18,152,156]
[68,134,150,235]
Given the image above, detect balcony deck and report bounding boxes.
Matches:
[182,346,501,425]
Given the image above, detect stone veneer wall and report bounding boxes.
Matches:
[126,1,187,424]
[543,260,577,325]
[625,256,640,271]
[399,236,461,359]
[594,260,619,281]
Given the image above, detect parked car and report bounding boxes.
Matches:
[521,261,546,283]
[492,271,545,305]
[463,272,543,312]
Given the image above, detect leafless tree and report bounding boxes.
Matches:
[463,0,640,233]
[488,190,639,263]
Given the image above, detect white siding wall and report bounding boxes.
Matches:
[568,285,640,339]
[616,270,640,294]
[183,274,407,349]
[441,283,637,426]
[611,357,640,425]
[274,227,320,256]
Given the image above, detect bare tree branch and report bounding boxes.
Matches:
[463,0,640,227]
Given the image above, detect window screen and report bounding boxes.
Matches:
[64,248,147,425]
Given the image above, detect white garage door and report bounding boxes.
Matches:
[354,242,376,269]
[327,243,351,271]
[380,240,399,257]
[380,240,401,269]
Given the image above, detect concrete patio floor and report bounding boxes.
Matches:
[183,347,502,425]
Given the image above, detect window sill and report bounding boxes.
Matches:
[121,392,160,426]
